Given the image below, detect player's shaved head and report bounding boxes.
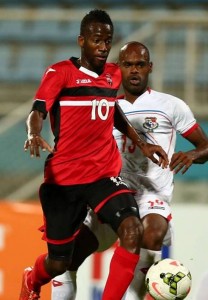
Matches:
[118,41,153,101]
[118,41,150,63]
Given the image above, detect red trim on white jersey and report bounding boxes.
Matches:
[182,123,199,137]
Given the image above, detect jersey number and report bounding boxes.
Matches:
[91,99,110,120]
[148,200,164,207]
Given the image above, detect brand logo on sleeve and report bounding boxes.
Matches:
[45,68,56,75]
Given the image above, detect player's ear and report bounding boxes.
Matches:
[149,61,153,73]
[78,35,84,48]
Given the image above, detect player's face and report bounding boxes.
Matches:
[78,22,113,74]
[119,45,152,98]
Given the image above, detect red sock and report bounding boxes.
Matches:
[102,246,140,300]
[27,253,52,292]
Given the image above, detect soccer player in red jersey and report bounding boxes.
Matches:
[51,41,208,300]
[19,10,168,300]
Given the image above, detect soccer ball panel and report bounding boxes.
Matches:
[145,258,192,300]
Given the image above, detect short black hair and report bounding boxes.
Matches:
[80,9,114,35]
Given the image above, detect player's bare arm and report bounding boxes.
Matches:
[24,110,53,157]
[170,126,208,174]
[114,101,169,168]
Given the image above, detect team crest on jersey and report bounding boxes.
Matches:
[105,73,113,86]
[143,117,158,132]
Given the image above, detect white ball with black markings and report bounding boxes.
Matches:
[145,258,192,300]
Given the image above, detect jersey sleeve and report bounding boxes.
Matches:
[172,97,197,136]
[31,64,67,117]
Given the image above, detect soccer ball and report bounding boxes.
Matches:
[145,258,192,300]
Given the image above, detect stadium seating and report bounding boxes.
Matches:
[0,20,25,42]
[0,1,207,83]
[0,20,80,43]
[0,2,207,202]
[0,45,13,81]
[0,0,208,8]
[1,20,207,84]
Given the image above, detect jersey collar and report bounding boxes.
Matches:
[70,57,99,78]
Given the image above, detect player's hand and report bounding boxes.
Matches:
[170,151,193,174]
[24,133,53,158]
[140,143,169,168]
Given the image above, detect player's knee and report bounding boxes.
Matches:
[143,227,166,250]
[46,258,70,277]
[142,215,168,250]
[47,241,74,276]
[69,225,99,271]
[117,216,143,253]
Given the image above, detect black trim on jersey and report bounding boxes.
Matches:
[70,57,80,69]
[51,101,61,149]
[59,86,118,98]
[31,100,47,119]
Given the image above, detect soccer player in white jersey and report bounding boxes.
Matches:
[51,41,208,300]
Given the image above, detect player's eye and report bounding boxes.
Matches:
[138,62,149,68]
[106,39,112,45]
[123,62,131,68]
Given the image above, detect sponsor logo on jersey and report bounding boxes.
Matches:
[76,79,92,84]
[143,117,158,132]
[149,206,165,210]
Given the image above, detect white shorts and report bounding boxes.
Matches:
[84,190,173,252]
[136,191,173,246]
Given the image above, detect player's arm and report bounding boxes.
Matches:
[24,110,53,158]
[114,101,169,167]
[24,64,64,157]
[170,126,208,174]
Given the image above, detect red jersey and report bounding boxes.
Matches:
[32,57,122,185]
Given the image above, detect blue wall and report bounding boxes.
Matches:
[175,121,208,181]
[1,120,207,180]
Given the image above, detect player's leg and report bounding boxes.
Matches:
[51,222,99,300]
[101,197,143,299]
[51,209,118,300]
[51,270,77,300]
[19,183,87,300]
[126,215,167,300]
[89,179,143,300]
[125,195,172,300]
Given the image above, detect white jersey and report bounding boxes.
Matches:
[114,89,197,204]
[84,89,198,250]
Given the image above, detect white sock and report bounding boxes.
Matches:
[51,270,77,300]
[124,248,162,300]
